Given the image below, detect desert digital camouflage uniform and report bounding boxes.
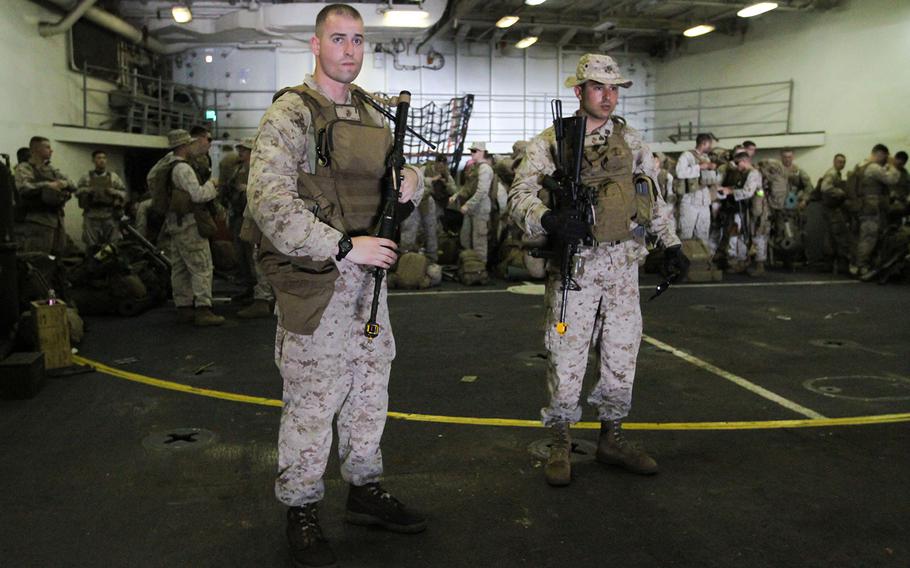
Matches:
[456,160,493,262]
[400,169,439,262]
[786,162,814,208]
[149,154,218,308]
[819,166,850,263]
[725,168,763,263]
[675,149,719,250]
[14,160,76,255]
[248,74,423,506]
[855,161,900,270]
[76,169,127,247]
[510,117,679,425]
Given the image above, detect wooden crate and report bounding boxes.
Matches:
[30,300,72,370]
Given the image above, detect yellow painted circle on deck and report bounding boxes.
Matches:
[74,355,910,431]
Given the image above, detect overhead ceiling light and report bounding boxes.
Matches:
[381,4,431,28]
[515,36,538,49]
[737,2,778,18]
[204,54,213,63]
[683,24,715,37]
[171,4,192,24]
[496,16,520,29]
[524,0,547,6]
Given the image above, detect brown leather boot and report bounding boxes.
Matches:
[176,306,194,323]
[237,299,272,319]
[194,306,225,327]
[544,421,572,487]
[596,420,658,475]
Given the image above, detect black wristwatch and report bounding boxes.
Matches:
[335,234,353,261]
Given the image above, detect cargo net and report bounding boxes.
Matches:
[378,94,474,169]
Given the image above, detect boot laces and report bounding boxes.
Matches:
[291,506,325,542]
[610,420,628,447]
[363,483,404,509]
[552,422,570,446]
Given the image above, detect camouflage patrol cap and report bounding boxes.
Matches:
[236,137,255,150]
[564,54,632,89]
[468,141,487,152]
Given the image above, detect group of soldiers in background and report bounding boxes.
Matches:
[651,137,909,282]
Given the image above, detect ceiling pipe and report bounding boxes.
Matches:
[39,0,97,37]
[39,0,192,54]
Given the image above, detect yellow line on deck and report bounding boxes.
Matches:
[74,355,910,431]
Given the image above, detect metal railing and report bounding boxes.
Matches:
[70,63,793,147]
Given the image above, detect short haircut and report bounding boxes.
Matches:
[780,148,794,155]
[733,151,751,163]
[434,153,448,164]
[742,140,756,149]
[190,125,211,137]
[29,136,49,149]
[895,151,908,162]
[92,149,106,158]
[315,4,363,36]
[872,143,889,155]
[695,133,714,147]
[222,145,234,152]
[834,153,846,161]
[16,147,30,163]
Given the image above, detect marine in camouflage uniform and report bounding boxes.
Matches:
[453,141,494,263]
[674,134,720,250]
[248,7,426,563]
[400,161,440,262]
[852,145,901,275]
[818,154,850,270]
[76,150,127,248]
[510,54,687,486]
[147,129,223,326]
[14,137,76,255]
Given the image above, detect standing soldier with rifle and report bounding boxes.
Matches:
[248,4,426,567]
[509,54,688,487]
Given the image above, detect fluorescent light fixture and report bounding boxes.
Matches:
[524,0,547,6]
[737,2,778,18]
[382,8,431,28]
[204,54,213,63]
[496,16,519,28]
[205,109,216,121]
[683,24,715,38]
[515,36,538,49]
[171,4,192,24]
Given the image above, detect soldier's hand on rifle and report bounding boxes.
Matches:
[541,208,588,242]
[399,168,418,204]
[663,245,690,279]
[346,236,399,269]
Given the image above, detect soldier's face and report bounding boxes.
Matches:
[34,141,52,161]
[194,135,212,155]
[745,145,756,157]
[238,147,251,163]
[575,81,620,122]
[93,153,107,170]
[312,14,364,85]
[781,151,794,167]
[834,156,846,170]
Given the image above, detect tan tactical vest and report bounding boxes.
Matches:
[578,118,644,243]
[259,83,392,335]
[20,162,62,215]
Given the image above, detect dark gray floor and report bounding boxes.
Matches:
[1,270,908,568]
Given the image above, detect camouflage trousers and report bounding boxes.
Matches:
[542,240,643,426]
[14,221,70,256]
[823,206,850,261]
[252,245,274,302]
[162,223,214,308]
[856,213,883,268]
[82,216,121,248]
[751,198,770,262]
[401,198,439,262]
[460,212,490,263]
[678,193,711,251]
[275,262,395,506]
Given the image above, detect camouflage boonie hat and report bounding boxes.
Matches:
[167,129,194,149]
[236,137,255,150]
[564,54,632,88]
[468,141,487,152]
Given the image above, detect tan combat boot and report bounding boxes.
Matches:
[237,299,272,319]
[194,306,225,327]
[747,261,765,277]
[596,420,659,475]
[176,306,194,324]
[545,421,572,487]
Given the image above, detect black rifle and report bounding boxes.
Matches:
[119,219,172,273]
[538,99,595,336]
[354,90,436,340]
